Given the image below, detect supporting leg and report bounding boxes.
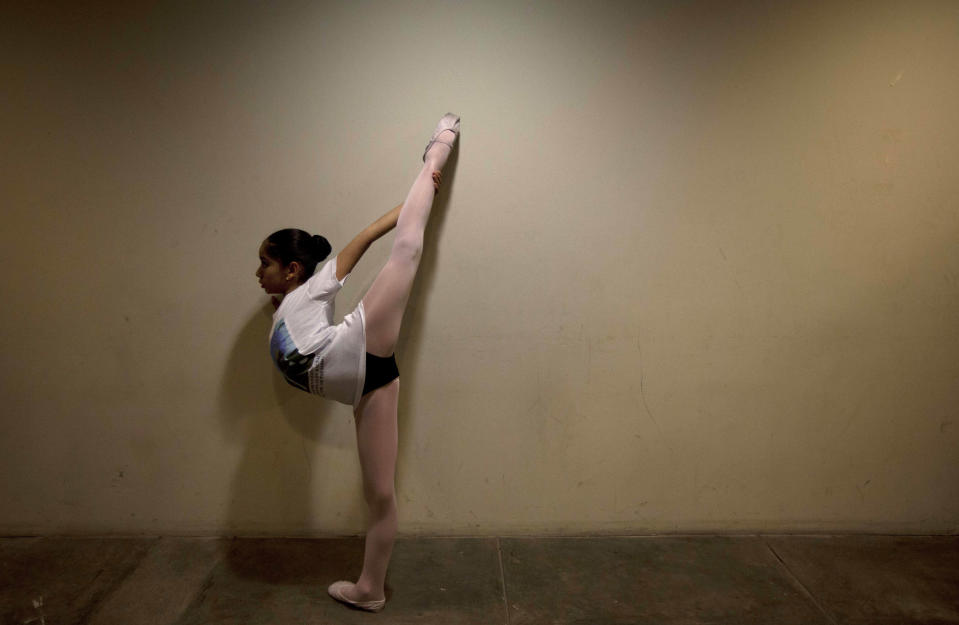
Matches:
[342,378,400,604]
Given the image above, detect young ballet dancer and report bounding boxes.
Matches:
[255,113,460,612]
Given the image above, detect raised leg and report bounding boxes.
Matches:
[362,115,458,357]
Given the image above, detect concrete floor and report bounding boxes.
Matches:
[1,535,957,624]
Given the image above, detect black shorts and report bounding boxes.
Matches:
[362,352,399,396]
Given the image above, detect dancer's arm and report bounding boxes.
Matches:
[336,203,401,280]
[335,172,441,280]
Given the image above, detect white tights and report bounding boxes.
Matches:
[348,139,454,601]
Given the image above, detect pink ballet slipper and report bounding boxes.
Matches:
[423,112,460,162]
[327,580,386,613]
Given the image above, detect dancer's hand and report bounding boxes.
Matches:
[432,171,442,194]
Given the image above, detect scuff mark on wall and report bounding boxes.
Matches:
[636,341,658,431]
[300,440,311,468]
[717,245,744,294]
[634,339,676,457]
[889,70,904,86]
[586,338,592,384]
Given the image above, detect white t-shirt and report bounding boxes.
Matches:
[268,257,366,406]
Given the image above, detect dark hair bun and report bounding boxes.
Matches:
[264,229,332,281]
[312,234,332,261]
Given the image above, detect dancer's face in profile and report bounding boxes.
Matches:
[256,241,293,295]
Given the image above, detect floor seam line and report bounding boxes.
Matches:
[496,537,511,625]
[175,537,230,625]
[763,538,838,625]
[78,536,162,625]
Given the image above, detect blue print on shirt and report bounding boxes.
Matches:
[270,320,313,392]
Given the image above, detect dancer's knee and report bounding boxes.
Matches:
[365,486,396,517]
[391,232,423,264]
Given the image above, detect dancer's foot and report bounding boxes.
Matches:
[327,580,386,613]
[423,112,460,165]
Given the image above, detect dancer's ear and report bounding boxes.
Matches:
[285,261,303,283]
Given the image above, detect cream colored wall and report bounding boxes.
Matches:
[2,0,957,536]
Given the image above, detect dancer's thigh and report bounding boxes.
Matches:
[362,257,417,357]
[354,378,400,500]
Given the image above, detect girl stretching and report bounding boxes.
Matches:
[255,113,460,612]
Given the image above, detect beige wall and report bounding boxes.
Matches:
[2,0,957,536]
